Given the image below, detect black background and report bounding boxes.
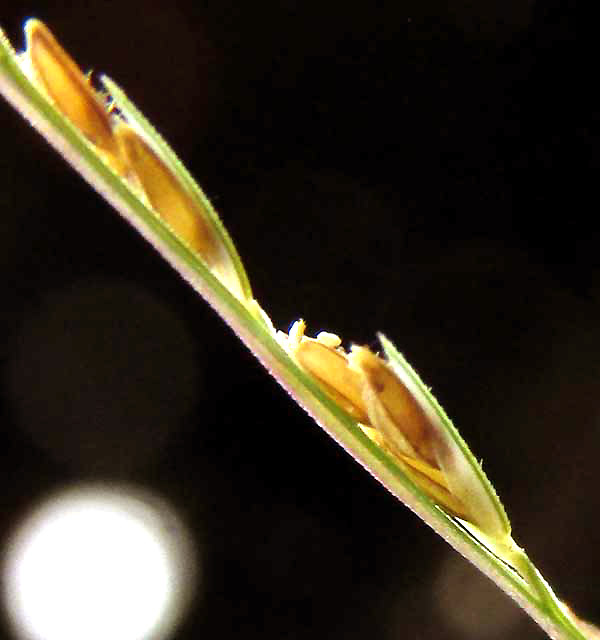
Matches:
[1,1,599,638]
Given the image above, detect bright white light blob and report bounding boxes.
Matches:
[2,485,197,640]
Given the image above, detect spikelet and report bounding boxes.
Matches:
[285,320,512,537]
[20,20,248,302]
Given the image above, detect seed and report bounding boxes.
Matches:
[293,337,368,423]
[115,123,220,263]
[25,20,124,173]
[350,346,437,466]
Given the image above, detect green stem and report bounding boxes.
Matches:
[511,549,587,640]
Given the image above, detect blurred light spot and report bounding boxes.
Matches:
[2,485,198,640]
[434,552,521,638]
[6,279,201,472]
